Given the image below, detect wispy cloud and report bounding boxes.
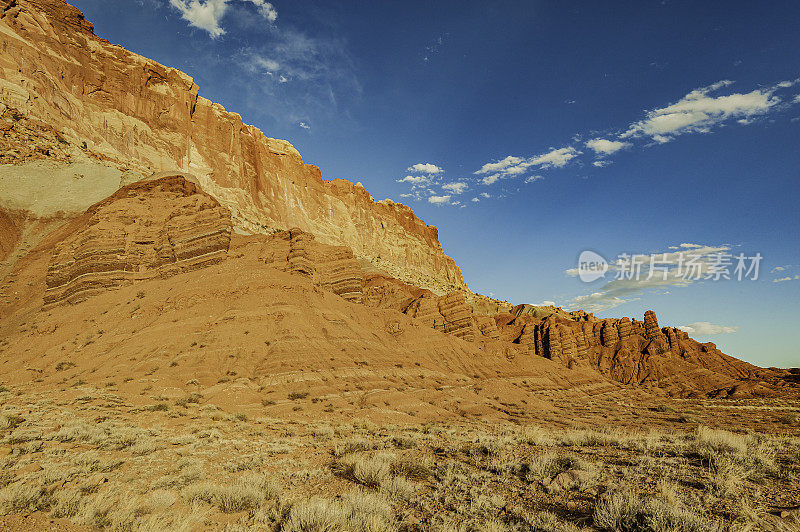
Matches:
[621,80,784,144]
[169,0,276,38]
[773,275,799,283]
[475,156,524,175]
[442,182,468,194]
[397,79,799,206]
[233,23,360,128]
[475,147,580,185]
[566,244,733,312]
[397,175,429,184]
[407,163,443,174]
[428,195,451,205]
[678,322,738,335]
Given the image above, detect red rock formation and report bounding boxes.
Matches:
[263,229,364,303]
[43,175,231,305]
[364,274,477,341]
[0,0,465,293]
[481,308,786,396]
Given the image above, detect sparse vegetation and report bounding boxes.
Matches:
[0,387,796,531]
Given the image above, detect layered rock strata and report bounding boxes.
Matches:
[43,175,231,305]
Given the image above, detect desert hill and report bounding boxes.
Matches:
[1,174,796,415]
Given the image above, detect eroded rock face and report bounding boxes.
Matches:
[0,206,19,261]
[43,175,231,305]
[490,309,774,396]
[360,277,782,397]
[364,274,477,341]
[261,229,364,303]
[0,0,465,293]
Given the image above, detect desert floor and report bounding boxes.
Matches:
[0,382,798,531]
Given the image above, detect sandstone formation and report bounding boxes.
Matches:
[486,309,780,396]
[258,228,364,303]
[0,169,794,402]
[0,0,464,293]
[43,174,231,305]
[361,270,791,397]
[364,274,478,342]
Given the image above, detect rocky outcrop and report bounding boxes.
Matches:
[263,229,364,303]
[364,274,477,341]
[0,0,465,293]
[479,308,779,396]
[43,174,231,305]
[363,285,785,396]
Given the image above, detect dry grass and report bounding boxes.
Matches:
[594,487,714,531]
[0,393,797,531]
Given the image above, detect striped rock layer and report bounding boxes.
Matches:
[43,175,231,305]
[260,229,364,304]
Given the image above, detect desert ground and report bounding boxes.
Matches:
[1,379,799,531]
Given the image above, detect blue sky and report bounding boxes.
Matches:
[70,0,799,367]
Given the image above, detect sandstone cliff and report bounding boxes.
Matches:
[0,0,464,293]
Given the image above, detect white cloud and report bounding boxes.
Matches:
[471,197,480,202]
[474,156,523,175]
[794,94,800,103]
[442,182,468,194]
[397,175,428,184]
[480,192,491,198]
[169,0,277,38]
[570,292,636,312]
[678,322,738,335]
[592,160,612,167]
[407,163,443,174]
[586,138,631,155]
[481,173,501,185]
[298,122,310,130]
[249,56,280,73]
[476,147,579,185]
[525,175,544,183]
[526,147,580,169]
[169,0,228,37]
[428,195,451,205]
[621,80,780,143]
[773,275,799,283]
[248,0,277,22]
